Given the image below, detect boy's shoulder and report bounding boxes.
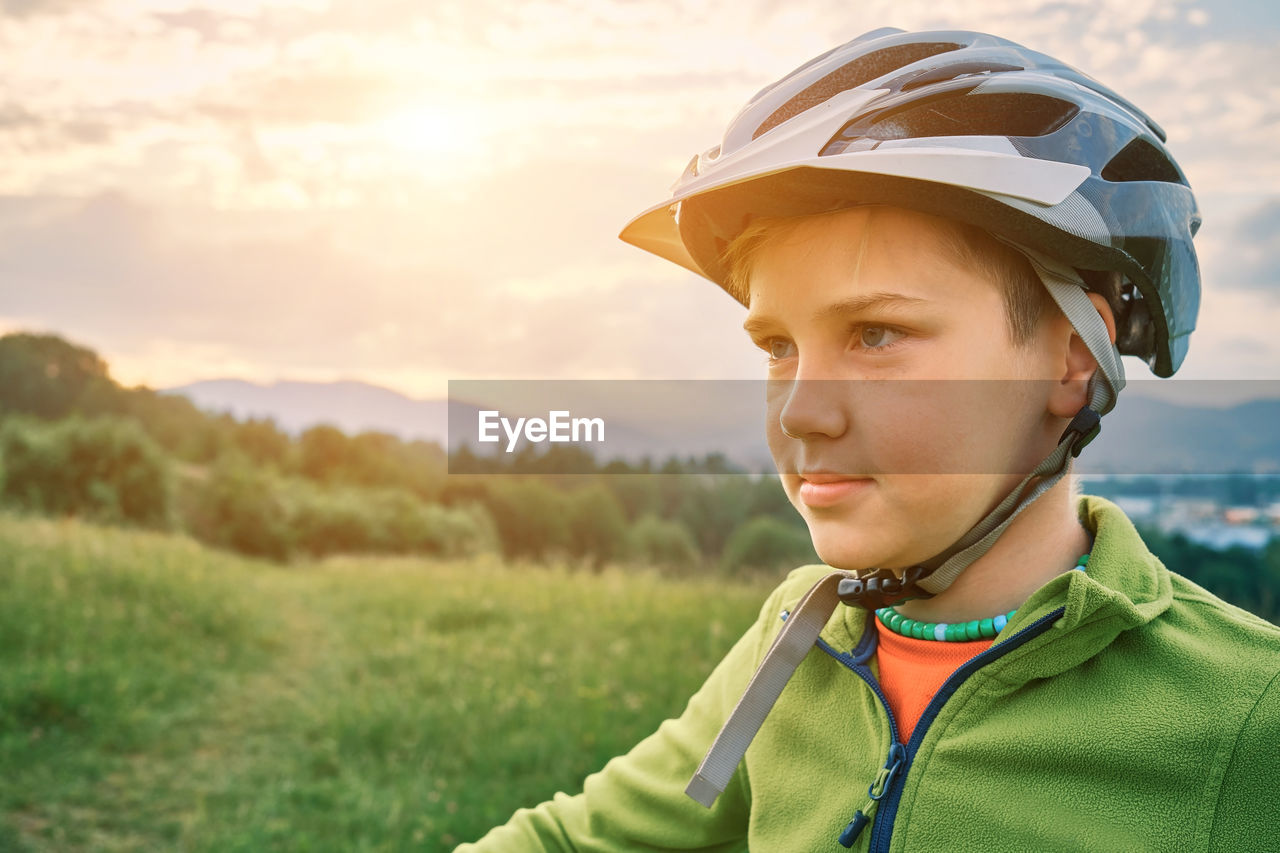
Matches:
[1162,568,1280,657]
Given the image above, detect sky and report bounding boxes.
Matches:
[0,0,1277,399]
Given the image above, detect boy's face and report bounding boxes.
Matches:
[744,206,1074,573]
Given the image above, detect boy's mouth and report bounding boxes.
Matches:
[797,472,874,508]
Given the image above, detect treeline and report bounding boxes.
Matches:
[0,332,818,575]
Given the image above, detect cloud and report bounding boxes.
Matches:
[149,9,258,44]
[1175,286,1280,379]
[0,0,89,16]
[1211,199,1280,294]
[0,102,118,151]
[199,70,411,126]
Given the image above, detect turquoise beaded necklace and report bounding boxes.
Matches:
[875,553,1090,642]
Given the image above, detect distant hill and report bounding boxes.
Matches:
[166,378,1280,475]
[167,379,454,444]
[1088,394,1280,475]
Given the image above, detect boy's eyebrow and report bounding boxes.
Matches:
[742,292,927,336]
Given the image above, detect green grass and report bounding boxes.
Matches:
[0,512,772,851]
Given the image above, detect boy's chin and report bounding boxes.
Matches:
[809,534,908,575]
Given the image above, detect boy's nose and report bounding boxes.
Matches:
[774,378,851,441]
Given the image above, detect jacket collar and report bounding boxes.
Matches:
[819,494,1173,681]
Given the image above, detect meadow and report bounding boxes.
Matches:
[0,512,772,851]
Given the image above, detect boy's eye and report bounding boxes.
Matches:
[857,325,905,350]
[758,326,906,363]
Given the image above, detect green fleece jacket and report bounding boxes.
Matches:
[457,496,1280,851]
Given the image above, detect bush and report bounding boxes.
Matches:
[567,485,628,569]
[602,473,661,522]
[676,478,750,557]
[182,453,294,561]
[415,500,499,558]
[626,515,702,575]
[178,460,499,563]
[719,515,819,577]
[0,415,173,528]
[484,479,571,561]
[287,485,498,559]
[288,484,382,557]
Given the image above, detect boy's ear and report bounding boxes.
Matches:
[1086,291,1118,346]
[1049,292,1117,418]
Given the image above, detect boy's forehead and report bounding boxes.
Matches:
[744,207,985,311]
[742,290,930,337]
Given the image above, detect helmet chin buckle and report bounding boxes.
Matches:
[837,565,935,610]
[1058,405,1102,457]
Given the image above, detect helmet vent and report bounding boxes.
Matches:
[848,92,1079,141]
[896,60,1024,91]
[1101,137,1186,185]
[752,42,962,140]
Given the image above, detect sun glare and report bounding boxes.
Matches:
[376,100,494,159]
[380,109,453,153]
[368,99,502,183]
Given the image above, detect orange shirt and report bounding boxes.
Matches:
[873,618,993,743]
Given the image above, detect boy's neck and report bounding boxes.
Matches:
[891,482,1092,625]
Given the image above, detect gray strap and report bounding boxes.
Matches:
[915,429,1075,594]
[1018,246,1126,414]
[686,571,850,807]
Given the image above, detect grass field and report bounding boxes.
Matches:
[0,512,774,851]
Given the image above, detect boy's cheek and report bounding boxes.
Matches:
[765,382,1044,503]
[859,381,1046,476]
[766,380,1024,475]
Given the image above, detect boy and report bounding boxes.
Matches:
[458,28,1280,851]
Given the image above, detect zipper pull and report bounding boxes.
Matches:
[837,800,876,848]
[838,743,905,848]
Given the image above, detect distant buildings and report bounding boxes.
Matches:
[1086,478,1279,552]
[1180,525,1273,552]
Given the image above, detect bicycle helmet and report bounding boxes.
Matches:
[621,26,1200,376]
[618,29,1203,808]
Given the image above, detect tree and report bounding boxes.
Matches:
[0,333,118,419]
[0,415,173,528]
[676,477,750,557]
[566,485,628,569]
[720,516,819,577]
[1260,541,1280,623]
[116,386,231,462]
[297,424,351,483]
[234,417,292,468]
[184,453,293,561]
[626,515,702,575]
[484,479,571,561]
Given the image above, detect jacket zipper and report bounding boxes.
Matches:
[816,606,1066,851]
